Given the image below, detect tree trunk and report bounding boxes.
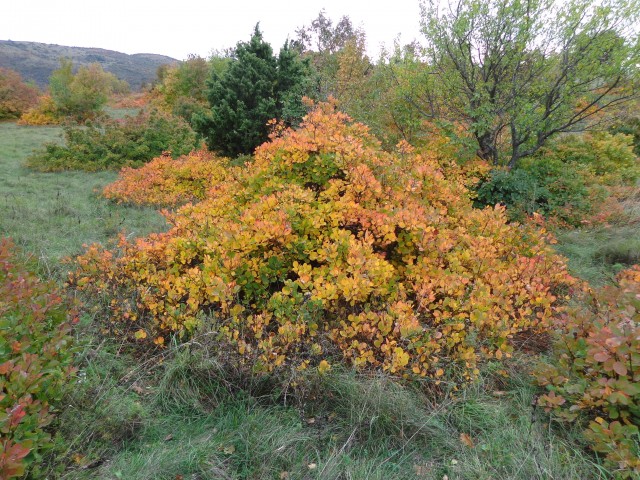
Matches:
[476,133,499,165]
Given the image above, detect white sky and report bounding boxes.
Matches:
[2,1,424,60]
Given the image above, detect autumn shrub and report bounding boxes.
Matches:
[71,102,571,383]
[535,266,640,478]
[0,68,40,120]
[610,117,640,157]
[109,92,149,110]
[103,148,230,206]
[0,239,75,479]
[543,132,640,186]
[26,110,198,172]
[18,95,61,126]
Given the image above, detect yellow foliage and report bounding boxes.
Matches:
[71,101,572,380]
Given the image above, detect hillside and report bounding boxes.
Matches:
[0,40,178,90]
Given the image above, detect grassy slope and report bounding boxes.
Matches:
[0,121,608,479]
[0,121,166,274]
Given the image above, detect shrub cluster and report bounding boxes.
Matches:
[71,102,571,382]
[475,132,639,225]
[0,67,40,120]
[475,160,594,226]
[18,95,61,126]
[26,110,198,172]
[535,266,640,477]
[103,148,230,206]
[0,239,75,479]
[611,118,640,157]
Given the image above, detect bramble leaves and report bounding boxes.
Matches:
[0,239,75,479]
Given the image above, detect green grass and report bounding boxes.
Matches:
[554,189,640,285]
[45,342,605,480]
[0,121,166,274]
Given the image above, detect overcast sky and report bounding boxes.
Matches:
[3,1,424,60]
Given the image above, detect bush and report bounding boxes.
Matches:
[610,118,640,157]
[0,68,40,120]
[26,110,198,172]
[535,266,640,478]
[0,239,75,479]
[18,95,61,126]
[103,148,230,206]
[475,159,594,225]
[475,132,640,225]
[543,132,640,185]
[71,102,571,383]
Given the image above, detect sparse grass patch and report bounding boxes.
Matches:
[554,187,640,285]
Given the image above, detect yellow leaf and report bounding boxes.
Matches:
[134,329,147,340]
[318,360,331,375]
[459,432,474,448]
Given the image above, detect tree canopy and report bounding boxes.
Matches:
[49,59,128,122]
[421,0,640,167]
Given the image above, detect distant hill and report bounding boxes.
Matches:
[0,40,178,90]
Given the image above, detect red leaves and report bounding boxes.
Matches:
[0,239,75,478]
[0,440,32,479]
[534,265,640,476]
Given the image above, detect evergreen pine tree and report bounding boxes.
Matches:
[194,25,310,157]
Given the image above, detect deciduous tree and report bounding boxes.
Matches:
[421,0,640,167]
[0,67,39,119]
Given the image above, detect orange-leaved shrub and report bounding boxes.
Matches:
[0,68,40,120]
[18,95,61,126]
[71,101,572,381]
[103,148,229,206]
[0,239,75,479]
[535,266,640,478]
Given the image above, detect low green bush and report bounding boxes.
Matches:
[26,110,198,172]
[475,158,593,225]
[475,132,639,225]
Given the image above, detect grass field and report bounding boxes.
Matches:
[0,121,166,275]
[1,120,612,479]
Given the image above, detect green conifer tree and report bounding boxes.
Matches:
[194,25,310,157]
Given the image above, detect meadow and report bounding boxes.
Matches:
[0,121,166,273]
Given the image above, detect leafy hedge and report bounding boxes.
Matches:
[103,148,229,207]
[71,102,571,382]
[535,266,640,478]
[26,110,198,172]
[0,239,75,479]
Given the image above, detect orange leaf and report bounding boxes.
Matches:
[459,432,475,448]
